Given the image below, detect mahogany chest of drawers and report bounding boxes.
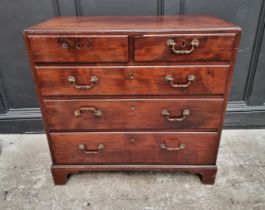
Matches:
[24,16,241,185]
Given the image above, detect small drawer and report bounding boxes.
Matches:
[50,132,219,165]
[36,65,229,96]
[43,98,223,130]
[27,35,128,62]
[134,34,236,62]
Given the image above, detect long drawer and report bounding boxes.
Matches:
[134,33,236,62]
[50,132,219,165]
[36,66,229,96]
[27,35,128,62]
[44,99,224,130]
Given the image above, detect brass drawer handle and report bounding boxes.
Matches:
[74,107,103,118]
[165,74,195,88]
[167,39,199,54]
[78,144,104,154]
[68,75,98,90]
[61,40,81,50]
[161,109,190,122]
[160,143,186,151]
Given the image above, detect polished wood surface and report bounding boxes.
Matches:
[44,99,223,130]
[51,165,217,185]
[28,35,128,62]
[24,15,241,185]
[36,65,229,96]
[134,34,236,62]
[51,132,218,165]
[25,16,240,33]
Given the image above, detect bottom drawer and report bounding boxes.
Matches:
[50,132,219,165]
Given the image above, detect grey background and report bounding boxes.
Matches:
[0,0,265,133]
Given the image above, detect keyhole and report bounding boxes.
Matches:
[182,40,187,47]
[76,41,80,49]
[129,72,134,80]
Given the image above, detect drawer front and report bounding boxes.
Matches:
[36,66,229,96]
[28,35,128,62]
[44,99,223,130]
[50,132,219,165]
[134,34,236,62]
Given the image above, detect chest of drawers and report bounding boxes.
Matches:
[24,16,241,185]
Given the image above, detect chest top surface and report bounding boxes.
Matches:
[24,16,241,34]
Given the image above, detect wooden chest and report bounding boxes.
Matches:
[24,16,241,185]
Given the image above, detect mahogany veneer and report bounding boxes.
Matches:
[50,132,219,165]
[24,16,241,185]
[36,66,229,96]
[134,34,235,62]
[43,99,223,130]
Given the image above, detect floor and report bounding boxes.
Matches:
[0,130,265,210]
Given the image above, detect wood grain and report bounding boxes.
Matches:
[51,164,217,185]
[24,16,240,34]
[43,98,224,130]
[28,35,128,62]
[134,34,236,62]
[50,132,219,165]
[36,65,229,96]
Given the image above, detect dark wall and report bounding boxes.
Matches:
[0,0,265,133]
